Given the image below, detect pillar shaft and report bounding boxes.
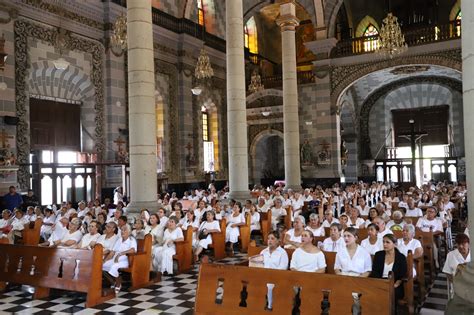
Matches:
[277,3,301,190]
[126,0,157,213]
[226,0,249,200]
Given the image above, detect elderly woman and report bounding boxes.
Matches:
[348,207,365,229]
[322,223,345,252]
[152,217,184,274]
[290,230,326,273]
[95,222,119,256]
[443,233,471,281]
[321,209,340,228]
[284,215,306,249]
[55,218,83,248]
[397,224,423,259]
[102,224,137,294]
[194,210,221,262]
[334,227,372,277]
[132,218,147,240]
[361,223,383,255]
[306,213,325,237]
[371,234,407,301]
[270,199,287,230]
[386,210,406,231]
[76,220,101,249]
[225,202,246,254]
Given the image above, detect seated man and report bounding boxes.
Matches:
[39,216,69,247]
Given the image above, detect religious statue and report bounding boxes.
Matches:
[317,140,331,166]
[300,139,313,165]
[114,136,129,163]
[0,129,15,166]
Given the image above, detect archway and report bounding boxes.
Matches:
[249,129,285,186]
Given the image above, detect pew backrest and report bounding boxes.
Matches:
[22,218,43,245]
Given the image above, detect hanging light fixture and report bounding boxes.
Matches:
[53,57,69,70]
[376,13,408,58]
[0,33,7,71]
[110,13,127,52]
[248,70,264,94]
[191,86,203,96]
[194,48,214,80]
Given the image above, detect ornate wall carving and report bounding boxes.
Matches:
[248,123,284,149]
[0,1,18,24]
[358,76,462,159]
[14,19,104,188]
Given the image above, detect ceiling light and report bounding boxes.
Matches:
[261,111,271,117]
[191,86,203,96]
[53,57,69,70]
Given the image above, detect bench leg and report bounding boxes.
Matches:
[33,287,50,300]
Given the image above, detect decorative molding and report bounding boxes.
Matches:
[14,19,104,188]
[248,123,284,151]
[0,1,18,24]
[330,49,462,102]
[358,76,462,159]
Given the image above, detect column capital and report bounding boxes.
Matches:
[276,2,300,32]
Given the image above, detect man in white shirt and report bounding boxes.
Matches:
[405,200,423,217]
[322,223,345,252]
[321,209,340,228]
[416,207,443,233]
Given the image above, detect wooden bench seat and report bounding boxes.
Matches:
[238,213,251,253]
[18,218,42,245]
[195,263,394,314]
[0,244,113,307]
[210,219,226,260]
[174,227,193,273]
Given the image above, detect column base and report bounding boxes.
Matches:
[228,190,251,202]
[447,262,474,310]
[125,201,159,216]
[285,184,302,191]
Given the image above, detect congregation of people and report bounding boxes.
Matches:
[0,180,471,304]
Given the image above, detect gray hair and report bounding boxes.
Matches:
[404,224,416,237]
[121,223,132,233]
[309,213,319,221]
[295,215,306,226]
[70,218,82,227]
[393,210,403,219]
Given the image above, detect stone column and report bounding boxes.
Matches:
[447,0,474,311]
[277,3,301,190]
[226,0,249,200]
[126,0,158,213]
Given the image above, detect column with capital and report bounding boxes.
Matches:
[277,2,301,190]
[226,0,250,200]
[446,0,474,312]
[125,0,158,213]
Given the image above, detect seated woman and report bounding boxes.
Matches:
[152,217,184,274]
[157,208,169,230]
[40,208,56,241]
[140,209,151,233]
[225,202,246,254]
[361,223,383,255]
[347,207,365,229]
[386,210,406,231]
[339,214,349,230]
[249,204,260,233]
[132,218,146,240]
[95,222,119,257]
[149,213,165,249]
[443,233,471,281]
[54,218,83,248]
[370,234,407,301]
[182,211,199,235]
[306,213,325,237]
[364,208,379,228]
[290,230,326,273]
[172,205,185,227]
[270,199,287,231]
[194,211,221,262]
[76,220,101,249]
[102,224,137,294]
[284,215,305,249]
[334,227,372,277]
[322,223,345,252]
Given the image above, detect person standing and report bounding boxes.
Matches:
[3,186,23,211]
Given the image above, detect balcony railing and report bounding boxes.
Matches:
[258,70,315,90]
[331,20,461,58]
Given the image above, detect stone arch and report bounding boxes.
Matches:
[449,0,461,21]
[28,60,96,151]
[249,129,284,185]
[355,15,380,37]
[324,0,344,38]
[331,53,462,106]
[358,76,462,160]
[246,88,283,103]
[183,0,224,37]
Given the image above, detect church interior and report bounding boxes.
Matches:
[0,0,472,314]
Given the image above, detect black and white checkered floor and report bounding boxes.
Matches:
[0,252,451,314]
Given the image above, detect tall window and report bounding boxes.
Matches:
[202,106,214,172]
[197,0,205,26]
[456,10,462,37]
[244,17,258,54]
[363,24,379,52]
[202,105,209,141]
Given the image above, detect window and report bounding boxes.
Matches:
[202,106,209,141]
[202,106,214,172]
[244,17,258,54]
[455,10,461,37]
[363,24,379,52]
[197,0,205,26]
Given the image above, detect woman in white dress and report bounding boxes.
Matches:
[76,220,101,249]
[360,223,383,255]
[140,209,151,233]
[194,200,210,223]
[225,202,246,254]
[348,207,366,229]
[40,208,56,241]
[306,213,325,237]
[132,218,147,240]
[443,233,471,281]
[249,204,260,233]
[334,227,372,277]
[290,230,326,273]
[152,217,184,274]
[397,224,423,278]
[157,208,169,230]
[182,211,199,238]
[270,199,287,230]
[102,224,137,293]
[149,213,165,250]
[194,211,221,262]
[55,218,83,248]
[284,215,305,249]
[94,222,119,257]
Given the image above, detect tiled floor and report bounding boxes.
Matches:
[0,252,450,314]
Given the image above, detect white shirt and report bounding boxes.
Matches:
[378,228,393,239]
[405,208,423,217]
[307,226,325,237]
[356,205,370,216]
[383,262,394,278]
[96,233,119,251]
[285,229,302,244]
[290,249,326,272]
[260,246,289,270]
[250,212,260,231]
[58,230,83,247]
[348,217,366,229]
[112,236,138,262]
[360,237,383,255]
[322,218,340,228]
[79,233,100,249]
[12,216,28,231]
[442,249,471,275]
[334,245,372,276]
[416,217,443,232]
[48,223,68,244]
[397,238,422,257]
[163,228,184,249]
[322,237,345,252]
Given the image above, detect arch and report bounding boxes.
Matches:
[246,88,283,103]
[449,0,461,21]
[28,61,96,152]
[355,16,380,38]
[358,76,462,159]
[325,0,344,38]
[249,129,284,185]
[184,0,220,35]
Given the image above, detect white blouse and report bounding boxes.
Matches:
[405,208,423,217]
[397,238,422,257]
[290,248,326,272]
[360,237,383,255]
[416,217,443,232]
[322,237,346,252]
[334,245,372,276]
[260,246,289,270]
[443,249,471,275]
[306,226,325,237]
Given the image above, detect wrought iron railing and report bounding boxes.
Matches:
[331,20,461,58]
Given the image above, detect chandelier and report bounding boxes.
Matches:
[248,70,264,94]
[377,13,408,58]
[111,13,127,51]
[195,48,214,80]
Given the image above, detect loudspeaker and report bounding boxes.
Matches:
[4,116,19,125]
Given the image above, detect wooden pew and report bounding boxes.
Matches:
[284,206,293,230]
[259,212,272,244]
[195,263,395,314]
[398,251,415,315]
[119,234,156,291]
[415,230,435,282]
[19,218,43,245]
[0,244,113,307]
[174,227,193,273]
[210,219,226,260]
[238,213,251,253]
[404,216,420,226]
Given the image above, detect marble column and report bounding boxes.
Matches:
[447,0,474,311]
[226,0,249,200]
[126,0,158,214]
[277,3,301,190]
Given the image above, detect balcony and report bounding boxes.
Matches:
[331,20,461,58]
